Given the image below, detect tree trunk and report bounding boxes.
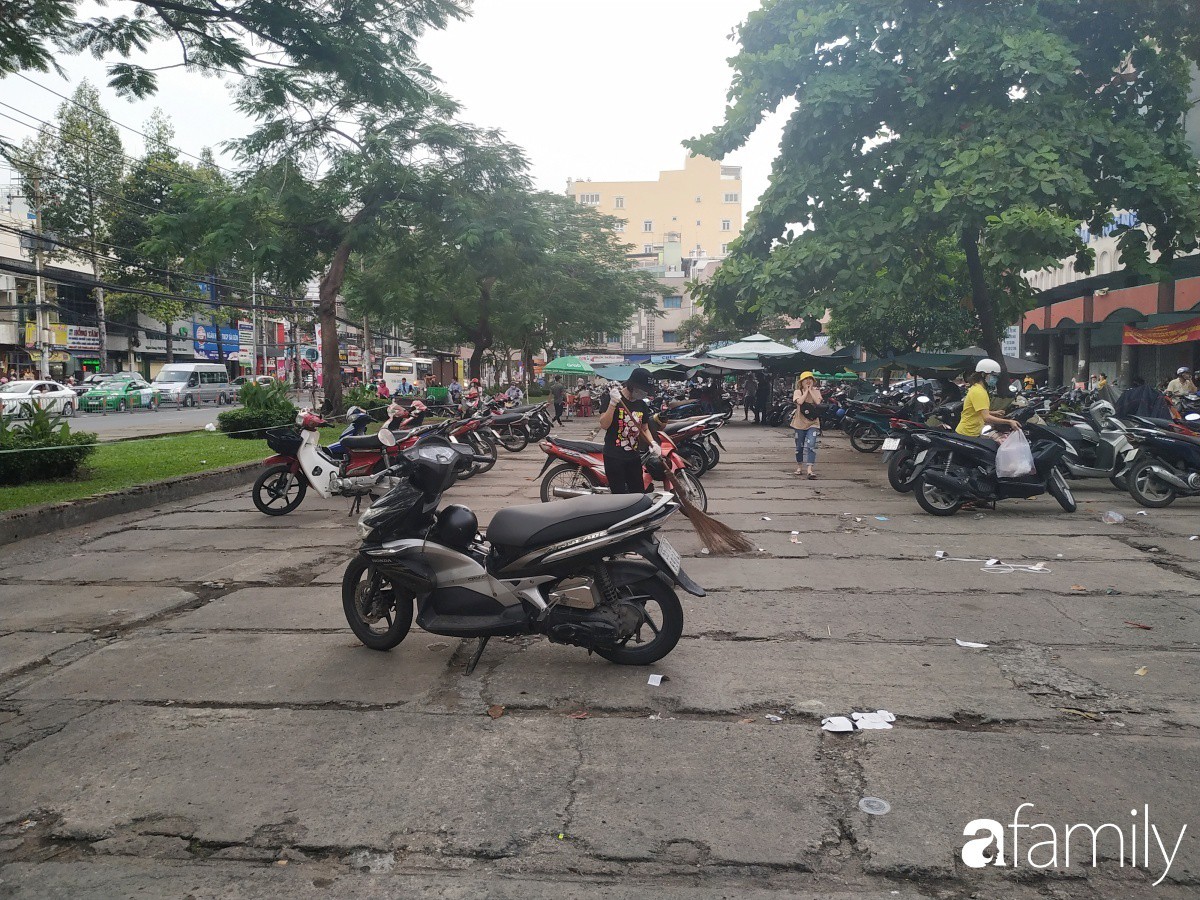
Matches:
[318,239,355,412]
[291,319,301,389]
[165,327,174,364]
[361,313,372,384]
[91,257,108,372]
[960,228,1006,375]
[465,278,495,380]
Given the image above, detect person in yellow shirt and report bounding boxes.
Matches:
[957,359,1023,437]
[1022,374,1035,391]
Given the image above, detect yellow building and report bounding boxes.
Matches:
[566,155,743,355]
[566,154,743,262]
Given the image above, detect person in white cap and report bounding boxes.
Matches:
[1165,366,1197,397]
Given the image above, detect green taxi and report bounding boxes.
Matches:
[79,374,161,412]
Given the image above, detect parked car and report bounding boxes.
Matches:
[151,363,233,407]
[0,379,78,417]
[232,375,277,388]
[79,376,160,412]
[71,372,113,397]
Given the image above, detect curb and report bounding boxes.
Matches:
[0,461,262,545]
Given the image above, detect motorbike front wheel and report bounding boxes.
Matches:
[252,464,307,515]
[679,444,709,475]
[1128,459,1178,508]
[540,463,600,502]
[1047,467,1077,512]
[595,570,684,666]
[704,441,721,470]
[468,432,498,475]
[342,556,414,651]
[850,423,884,453]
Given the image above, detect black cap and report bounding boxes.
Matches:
[624,367,655,392]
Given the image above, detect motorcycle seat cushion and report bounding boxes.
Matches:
[661,417,707,434]
[491,413,525,425]
[953,433,1001,451]
[340,434,385,451]
[551,438,605,454]
[488,494,654,549]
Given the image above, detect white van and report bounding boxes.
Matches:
[152,363,233,407]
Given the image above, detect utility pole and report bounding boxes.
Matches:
[361,313,372,384]
[30,175,50,378]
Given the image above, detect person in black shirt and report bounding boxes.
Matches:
[597,367,661,494]
[549,375,566,426]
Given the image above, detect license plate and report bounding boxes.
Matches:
[657,538,682,575]
[882,437,901,451]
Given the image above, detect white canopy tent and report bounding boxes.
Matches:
[707,333,798,359]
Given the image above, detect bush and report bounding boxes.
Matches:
[217,405,297,439]
[0,403,98,485]
[339,384,390,421]
[221,379,297,438]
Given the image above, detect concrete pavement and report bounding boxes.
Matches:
[1,418,1198,897]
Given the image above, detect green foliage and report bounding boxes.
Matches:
[340,384,389,420]
[2,0,467,104]
[689,0,1200,361]
[0,403,97,485]
[219,380,295,438]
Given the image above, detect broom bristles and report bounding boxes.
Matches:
[664,471,755,555]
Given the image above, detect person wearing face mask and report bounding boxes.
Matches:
[956,359,1022,438]
[597,367,661,494]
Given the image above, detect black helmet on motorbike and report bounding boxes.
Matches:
[436,504,478,551]
[643,453,667,480]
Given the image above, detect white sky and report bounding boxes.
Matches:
[0,0,785,207]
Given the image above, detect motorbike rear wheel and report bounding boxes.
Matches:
[1047,467,1077,512]
[887,448,918,493]
[342,556,414,651]
[679,444,709,475]
[252,464,307,515]
[495,425,529,453]
[1128,459,1178,508]
[595,570,684,666]
[850,423,884,453]
[540,463,600,502]
[914,474,964,516]
[671,469,708,513]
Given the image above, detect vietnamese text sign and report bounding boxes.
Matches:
[1123,316,1200,346]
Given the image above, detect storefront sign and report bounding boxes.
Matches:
[237,321,254,363]
[1122,316,1200,346]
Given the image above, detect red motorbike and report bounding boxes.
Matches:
[535,430,708,511]
[445,410,499,479]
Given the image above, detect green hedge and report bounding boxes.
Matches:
[217,405,297,439]
[0,403,98,485]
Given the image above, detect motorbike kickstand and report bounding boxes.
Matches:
[464,637,490,676]
[348,494,363,517]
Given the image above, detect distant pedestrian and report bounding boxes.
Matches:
[754,374,771,425]
[790,371,822,479]
[549,375,566,426]
[398,377,413,395]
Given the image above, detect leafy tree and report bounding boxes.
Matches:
[3,81,125,364]
[4,0,466,102]
[689,0,1200,369]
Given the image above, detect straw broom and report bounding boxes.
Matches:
[616,398,754,555]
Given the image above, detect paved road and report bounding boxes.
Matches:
[74,390,321,440]
[1,421,1198,897]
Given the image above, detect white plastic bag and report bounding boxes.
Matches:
[995,428,1034,479]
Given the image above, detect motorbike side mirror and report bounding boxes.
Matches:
[378,428,397,447]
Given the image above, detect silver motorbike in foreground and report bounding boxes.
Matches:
[343,439,704,672]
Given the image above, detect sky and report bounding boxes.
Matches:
[0,0,786,209]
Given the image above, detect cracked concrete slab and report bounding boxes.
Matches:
[0,633,92,679]
[0,705,574,854]
[1047,650,1200,707]
[852,730,1199,884]
[0,584,196,633]
[79,528,355,552]
[13,632,453,706]
[479,639,1053,722]
[171,588,347,631]
[0,550,347,586]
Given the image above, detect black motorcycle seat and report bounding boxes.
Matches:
[661,417,707,434]
[340,434,384,451]
[491,412,525,425]
[551,438,605,454]
[488,494,654,549]
[504,403,541,415]
[950,433,1001,451]
[1042,424,1088,442]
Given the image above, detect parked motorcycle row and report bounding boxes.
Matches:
[829,382,1200,515]
[249,389,714,670]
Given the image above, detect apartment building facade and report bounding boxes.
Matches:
[567,154,743,357]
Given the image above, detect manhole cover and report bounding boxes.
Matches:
[858,797,891,815]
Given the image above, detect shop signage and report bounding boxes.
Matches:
[1122,316,1200,346]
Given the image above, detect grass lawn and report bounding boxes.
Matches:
[0,431,270,513]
